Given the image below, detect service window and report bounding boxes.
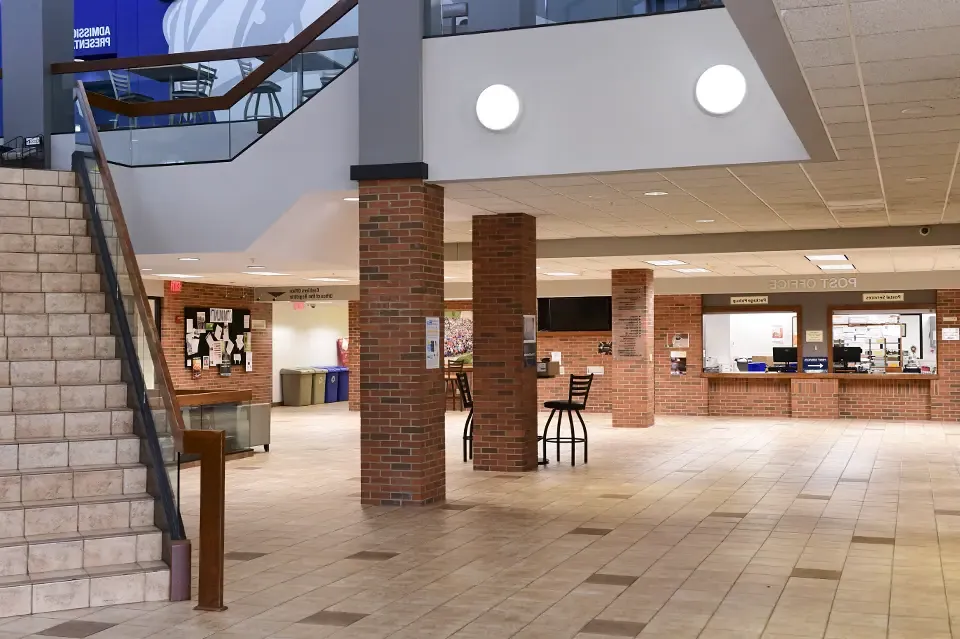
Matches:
[832,310,936,374]
[703,311,799,373]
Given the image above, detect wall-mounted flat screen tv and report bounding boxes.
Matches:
[537,296,612,332]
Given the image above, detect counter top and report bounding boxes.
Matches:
[702,373,938,381]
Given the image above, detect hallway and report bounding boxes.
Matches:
[4,405,960,638]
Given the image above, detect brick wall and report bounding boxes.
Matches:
[358,179,445,506]
[708,377,791,417]
[162,281,272,404]
[537,332,612,411]
[791,377,839,419]
[347,300,359,411]
[611,269,655,427]
[933,291,960,421]
[654,295,708,416]
[839,378,931,420]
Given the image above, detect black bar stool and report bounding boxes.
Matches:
[542,374,594,466]
[455,372,475,462]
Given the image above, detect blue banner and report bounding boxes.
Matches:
[803,357,829,373]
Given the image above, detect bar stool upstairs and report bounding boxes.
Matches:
[541,374,594,466]
[455,372,475,462]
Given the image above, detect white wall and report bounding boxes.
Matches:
[705,312,796,369]
[422,8,809,181]
[272,302,348,402]
[703,313,731,370]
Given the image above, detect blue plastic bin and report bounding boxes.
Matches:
[337,367,350,402]
[324,367,341,403]
[747,362,767,373]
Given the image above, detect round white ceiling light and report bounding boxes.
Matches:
[476,84,521,131]
[695,65,747,116]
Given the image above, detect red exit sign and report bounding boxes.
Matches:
[169,280,183,293]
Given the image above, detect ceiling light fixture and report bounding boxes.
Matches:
[476,84,521,131]
[307,277,349,282]
[543,271,578,277]
[905,177,928,183]
[444,275,459,280]
[141,268,152,272]
[695,64,747,116]
[244,271,290,276]
[675,268,710,274]
[154,273,204,278]
[343,197,360,202]
[178,257,199,262]
[696,219,715,223]
[645,259,687,266]
[644,191,669,197]
[901,105,934,115]
[806,254,848,262]
[818,264,855,271]
[246,265,266,270]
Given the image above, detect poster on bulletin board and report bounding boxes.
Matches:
[184,306,252,371]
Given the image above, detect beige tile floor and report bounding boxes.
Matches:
[4,405,960,638]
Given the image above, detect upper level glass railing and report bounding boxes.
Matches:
[58,0,357,166]
[425,0,723,36]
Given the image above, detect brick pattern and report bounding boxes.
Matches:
[611,270,655,428]
[839,378,931,420]
[708,378,792,417]
[358,179,445,506]
[933,291,960,421]
[537,332,612,412]
[471,213,538,472]
[792,377,839,419]
[162,281,272,404]
[347,300,359,412]
[654,295,708,417]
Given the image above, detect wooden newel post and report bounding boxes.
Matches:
[183,429,227,612]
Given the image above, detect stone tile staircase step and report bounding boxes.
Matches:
[0,492,157,541]
[0,409,133,439]
[0,335,116,361]
[0,255,98,276]
[0,293,105,315]
[0,434,141,470]
[0,560,169,616]
[0,383,128,413]
[0,218,90,237]
[0,314,113,337]
[0,360,122,386]
[0,463,146,503]
[0,527,162,580]
[0,235,92,255]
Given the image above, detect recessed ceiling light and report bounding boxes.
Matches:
[244,271,289,276]
[644,191,669,197]
[444,275,459,280]
[246,265,266,270]
[695,64,747,116]
[806,254,848,262]
[675,268,710,274]
[141,268,152,272]
[543,271,578,277]
[901,105,934,115]
[307,277,350,282]
[905,176,928,183]
[343,197,359,202]
[696,219,715,223]
[154,274,204,278]
[476,84,521,131]
[645,259,687,266]
[818,264,855,271]
[178,257,199,262]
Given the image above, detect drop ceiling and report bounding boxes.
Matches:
[440,0,960,242]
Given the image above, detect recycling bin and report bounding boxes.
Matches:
[324,366,341,403]
[310,368,328,404]
[337,367,350,402]
[280,368,313,406]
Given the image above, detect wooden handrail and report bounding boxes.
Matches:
[82,0,356,118]
[50,36,357,75]
[74,83,188,453]
[182,429,227,612]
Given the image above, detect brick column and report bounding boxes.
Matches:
[611,269,655,428]
[358,179,445,506]
[933,290,960,421]
[347,300,360,411]
[472,213,538,472]
[654,295,708,416]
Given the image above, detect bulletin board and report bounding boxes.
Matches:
[184,306,253,371]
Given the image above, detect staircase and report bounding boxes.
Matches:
[0,168,169,617]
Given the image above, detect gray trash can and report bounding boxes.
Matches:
[280,368,314,407]
[310,368,328,404]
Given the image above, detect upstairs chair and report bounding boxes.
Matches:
[445,361,465,411]
[239,59,284,120]
[172,63,218,124]
[455,372,474,462]
[108,70,154,129]
[541,374,594,466]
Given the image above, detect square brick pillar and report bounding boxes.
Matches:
[611,269,655,428]
[358,179,446,505]
[471,213,539,472]
[348,300,360,412]
[933,290,960,421]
